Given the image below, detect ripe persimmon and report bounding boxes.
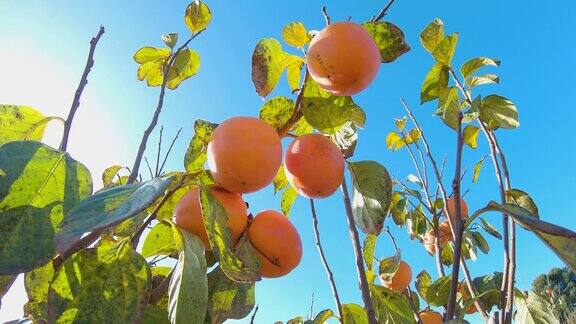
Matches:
[445,196,469,221]
[174,186,248,250]
[307,21,381,96]
[207,117,282,194]
[248,210,302,278]
[424,220,452,255]
[284,134,344,198]
[381,260,412,292]
[419,310,443,324]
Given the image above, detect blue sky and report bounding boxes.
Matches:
[1,1,576,323]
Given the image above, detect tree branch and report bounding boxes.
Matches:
[127,31,203,184]
[371,0,397,22]
[149,268,174,304]
[310,199,344,320]
[158,127,183,175]
[321,6,331,26]
[59,26,105,151]
[277,70,310,138]
[341,176,378,324]
[460,257,490,321]
[155,126,164,177]
[250,305,259,324]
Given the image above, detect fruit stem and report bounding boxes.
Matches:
[59,26,105,151]
[310,199,344,321]
[340,176,379,324]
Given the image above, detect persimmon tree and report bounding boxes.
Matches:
[0,1,574,324]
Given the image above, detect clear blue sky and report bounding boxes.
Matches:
[1,1,575,323]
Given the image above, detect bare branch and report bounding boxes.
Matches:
[155,126,164,177]
[59,26,105,151]
[250,305,259,324]
[310,199,344,319]
[321,6,331,26]
[461,258,490,321]
[341,177,378,324]
[371,0,397,22]
[159,127,183,175]
[385,226,399,252]
[144,156,154,180]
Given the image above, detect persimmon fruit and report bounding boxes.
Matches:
[424,220,452,255]
[381,260,412,292]
[207,116,282,194]
[458,284,478,314]
[307,21,381,96]
[445,196,469,220]
[284,134,344,198]
[174,186,248,250]
[248,210,302,278]
[419,310,443,324]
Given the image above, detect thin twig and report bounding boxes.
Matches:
[310,199,344,320]
[149,268,174,304]
[144,156,154,180]
[250,305,259,324]
[155,126,164,177]
[341,177,378,324]
[321,6,331,26]
[127,31,204,184]
[59,26,105,151]
[385,226,399,252]
[309,293,315,320]
[158,127,183,175]
[371,0,397,22]
[53,229,104,269]
[460,258,490,321]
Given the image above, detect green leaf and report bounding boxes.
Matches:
[466,74,499,88]
[370,285,416,323]
[0,105,48,145]
[199,187,260,282]
[1,274,16,308]
[312,309,335,323]
[102,165,123,188]
[301,79,356,134]
[420,63,449,103]
[133,47,171,64]
[184,119,218,173]
[168,227,208,324]
[505,188,539,217]
[142,221,178,258]
[166,48,201,90]
[281,186,298,217]
[259,96,295,131]
[207,266,255,323]
[463,125,480,149]
[47,239,151,323]
[471,230,490,254]
[472,272,503,312]
[292,117,314,136]
[0,141,92,274]
[106,212,146,238]
[472,157,484,183]
[389,192,407,226]
[161,33,178,49]
[341,303,368,323]
[427,275,452,307]
[436,87,460,131]
[24,262,54,321]
[55,176,173,255]
[420,19,445,53]
[378,249,401,282]
[362,22,410,63]
[461,57,500,79]
[251,38,295,97]
[348,161,393,235]
[282,22,311,48]
[142,304,170,324]
[184,0,212,33]
[415,270,432,304]
[485,201,576,271]
[432,33,458,65]
[479,95,519,129]
[441,242,454,266]
[514,291,560,324]
[479,217,502,240]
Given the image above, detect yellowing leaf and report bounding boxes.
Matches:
[395,116,407,131]
[386,132,405,151]
[166,48,201,89]
[259,96,295,131]
[406,128,421,144]
[362,22,410,63]
[473,158,484,183]
[461,57,500,78]
[467,74,499,88]
[184,0,212,33]
[281,187,298,217]
[432,33,458,65]
[251,38,288,97]
[282,22,311,48]
[161,33,178,49]
[420,19,445,53]
[421,63,449,104]
[463,125,480,149]
[0,105,48,145]
[285,56,304,92]
[480,95,519,129]
[133,47,171,64]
